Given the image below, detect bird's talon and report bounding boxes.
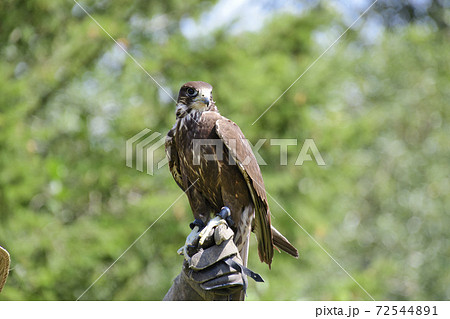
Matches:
[178,225,202,259]
[198,216,229,245]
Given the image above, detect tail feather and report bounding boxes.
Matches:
[271,226,299,258]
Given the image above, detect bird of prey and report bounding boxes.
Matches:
[166,81,298,267]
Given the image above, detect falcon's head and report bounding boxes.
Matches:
[176,81,217,118]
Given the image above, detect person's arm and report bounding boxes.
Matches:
[164,218,259,301]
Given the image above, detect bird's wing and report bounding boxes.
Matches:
[215,118,274,266]
[165,124,185,191]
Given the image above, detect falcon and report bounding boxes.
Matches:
[165,81,298,267]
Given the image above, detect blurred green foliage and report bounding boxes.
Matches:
[0,0,449,300]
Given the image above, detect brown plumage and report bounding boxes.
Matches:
[165,81,298,267]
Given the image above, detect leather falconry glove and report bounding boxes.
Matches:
[164,208,263,301]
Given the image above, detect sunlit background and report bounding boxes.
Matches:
[0,0,449,300]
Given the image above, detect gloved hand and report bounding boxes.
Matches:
[164,211,263,301]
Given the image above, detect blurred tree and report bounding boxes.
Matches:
[0,0,448,301]
[372,0,450,30]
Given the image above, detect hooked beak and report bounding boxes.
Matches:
[199,96,210,106]
[192,95,210,109]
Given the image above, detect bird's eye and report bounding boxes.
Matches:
[186,88,197,97]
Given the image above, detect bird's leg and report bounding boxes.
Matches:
[198,207,232,246]
[177,219,205,257]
